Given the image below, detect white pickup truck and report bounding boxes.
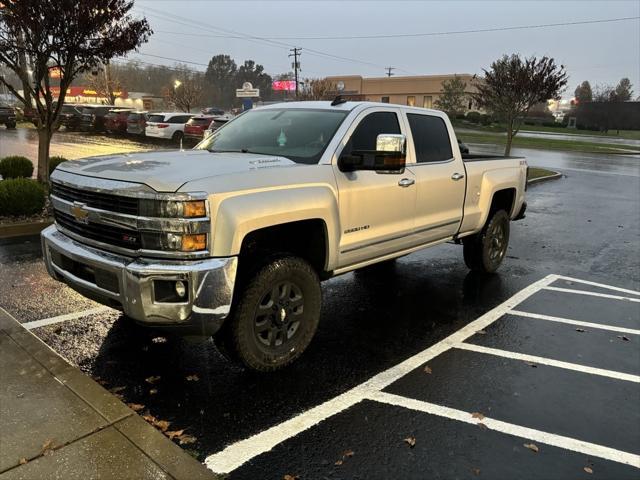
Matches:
[42,100,527,371]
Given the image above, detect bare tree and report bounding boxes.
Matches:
[299,78,336,100]
[475,54,568,155]
[84,63,123,105]
[0,0,151,182]
[434,75,468,116]
[164,74,203,112]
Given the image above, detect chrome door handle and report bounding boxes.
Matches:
[398,178,415,187]
[451,172,465,181]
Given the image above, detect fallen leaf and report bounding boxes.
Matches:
[423,365,433,374]
[155,420,171,432]
[178,434,197,445]
[19,458,27,465]
[334,460,343,466]
[165,429,185,440]
[524,361,538,368]
[476,330,487,335]
[283,475,299,480]
[186,374,199,382]
[404,436,416,448]
[584,466,593,474]
[145,375,161,384]
[41,439,55,456]
[128,403,145,412]
[523,443,539,453]
[142,414,157,424]
[109,386,126,393]
[343,450,354,458]
[471,412,485,420]
[149,388,158,395]
[477,423,488,430]
[575,328,586,333]
[471,467,481,476]
[617,335,630,342]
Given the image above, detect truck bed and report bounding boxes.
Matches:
[462,153,524,162]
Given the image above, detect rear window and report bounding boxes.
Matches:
[168,115,193,124]
[187,117,212,126]
[147,114,165,123]
[407,113,453,163]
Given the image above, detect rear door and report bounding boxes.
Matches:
[333,108,417,268]
[404,111,465,243]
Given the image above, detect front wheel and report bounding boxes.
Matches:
[215,256,321,371]
[463,209,510,273]
[172,131,184,143]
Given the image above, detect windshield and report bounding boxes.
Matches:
[196,108,349,164]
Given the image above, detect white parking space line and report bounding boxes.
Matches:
[205,274,558,474]
[368,391,640,469]
[454,342,640,383]
[542,286,640,303]
[509,310,640,336]
[22,306,114,330]
[555,276,640,297]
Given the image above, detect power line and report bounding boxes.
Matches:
[139,6,416,74]
[385,67,395,78]
[153,16,639,40]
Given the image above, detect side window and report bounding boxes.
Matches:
[407,113,453,163]
[344,111,400,153]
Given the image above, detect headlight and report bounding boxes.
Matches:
[139,199,207,218]
[142,233,207,252]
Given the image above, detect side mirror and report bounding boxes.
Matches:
[339,133,406,174]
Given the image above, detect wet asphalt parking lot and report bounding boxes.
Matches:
[1,129,639,479]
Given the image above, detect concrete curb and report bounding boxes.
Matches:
[0,219,53,239]
[0,308,218,480]
[527,172,563,186]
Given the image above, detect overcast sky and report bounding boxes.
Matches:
[131,0,640,98]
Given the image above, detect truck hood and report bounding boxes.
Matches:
[56,150,299,192]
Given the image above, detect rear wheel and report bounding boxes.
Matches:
[172,131,184,143]
[5,122,16,129]
[463,210,510,273]
[215,256,321,371]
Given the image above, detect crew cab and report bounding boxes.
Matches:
[41,101,527,371]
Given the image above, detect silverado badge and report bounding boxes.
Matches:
[71,202,89,224]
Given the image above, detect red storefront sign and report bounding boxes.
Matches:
[272,80,297,91]
[49,86,128,99]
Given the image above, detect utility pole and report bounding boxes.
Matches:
[289,47,302,98]
[385,67,395,78]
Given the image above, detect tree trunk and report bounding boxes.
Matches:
[37,127,52,184]
[504,119,514,156]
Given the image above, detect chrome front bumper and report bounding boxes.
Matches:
[41,225,237,335]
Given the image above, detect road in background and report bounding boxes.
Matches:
[0,127,171,165]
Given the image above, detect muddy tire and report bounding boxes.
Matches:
[215,256,321,371]
[463,209,510,273]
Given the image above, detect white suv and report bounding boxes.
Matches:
[145,112,194,142]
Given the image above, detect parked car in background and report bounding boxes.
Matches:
[58,104,85,131]
[203,117,229,139]
[104,108,135,134]
[202,107,225,116]
[0,105,17,129]
[79,105,116,132]
[184,115,217,141]
[145,112,193,143]
[126,111,149,136]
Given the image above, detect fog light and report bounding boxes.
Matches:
[175,281,186,298]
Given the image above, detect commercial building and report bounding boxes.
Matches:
[325,74,478,110]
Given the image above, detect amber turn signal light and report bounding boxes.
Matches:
[181,234,206,251]
[183,201,206,218]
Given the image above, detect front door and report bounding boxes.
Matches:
[333,109,417,268]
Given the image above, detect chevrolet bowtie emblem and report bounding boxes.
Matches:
[71,202,89,224]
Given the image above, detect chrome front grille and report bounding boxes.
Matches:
[51,181,139,215]
[54,210,141,250]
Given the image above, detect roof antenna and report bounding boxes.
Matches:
[331,95,347,106]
